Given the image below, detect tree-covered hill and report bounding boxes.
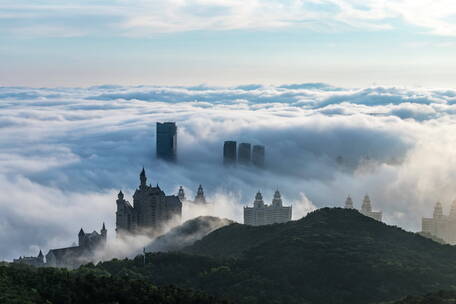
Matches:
[0,262,229,304]
[391,290,456,304]
[7,208,456,304]
[97,208,456,304]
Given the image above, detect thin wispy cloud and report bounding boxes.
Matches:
[3,0,456,37]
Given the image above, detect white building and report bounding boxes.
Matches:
[421,201,456,244]
[244,190,292,226]
[344,194,382,221]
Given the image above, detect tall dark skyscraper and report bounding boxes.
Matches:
[238,143,251,165]
[223,141,237,165]
[156,122,177,161]
[252,145,265,167]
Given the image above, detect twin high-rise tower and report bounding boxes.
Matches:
[223,140,265,167]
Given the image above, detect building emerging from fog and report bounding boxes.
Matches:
[223,141,237,165]
[252,145,265,168]
[223,141,266,167]
[14,224,107,269]
[176,184,208,204]
[238,143,251,165]
[156,122,177,161]
[244,190,292,226]
[116,168,182,236]
[421,201,456,244]
[13,250,45,267]
[344,195,382,221]
[46,224,107,268]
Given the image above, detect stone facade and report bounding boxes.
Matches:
[344,194,382,221]
[13,250,45,267]
[45,223,107,268]
[421,201,456,244]
[244,190,292,226]
[116,168,182,236]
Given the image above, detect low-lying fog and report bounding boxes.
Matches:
[2,83,456,260]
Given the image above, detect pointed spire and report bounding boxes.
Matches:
[272,189,283,207]
[140,167,147,188]
[78,228,85,236]
[434,201,444,219]
[254,191,265,208]
[178,186,186,201]
[118,190,124,200]
[450,200,456,218]
[102,222,106,231]
[38,250,43,258]
[194,184,206,204]
[255,191,263,200]
[361,194,372,213]
[345,195,354,209]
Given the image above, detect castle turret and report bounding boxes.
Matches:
[118,190,124,200]
[101,222,107,241]
[194,184,207,204]
[37,250,44,263]
[450,200,456,219]
[345,195,354,209]
[272,190,283,207]
[78,228,85,246]
[253,191,265,208]
[433,201,444,219]
[361,195,372,214]
[140,168,147,189]
[178,186,186,201]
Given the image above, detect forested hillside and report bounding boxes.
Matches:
[94,208,456,304]
[0,263,228,304]
[6,208,456,304]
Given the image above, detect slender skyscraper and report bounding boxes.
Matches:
[156,122,177,161]
[238,143,251,165]
[252,145,265,168]
[223,141,237,165]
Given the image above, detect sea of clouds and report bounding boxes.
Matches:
[2,83,456,260]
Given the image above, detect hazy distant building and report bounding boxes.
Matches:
[178,186,186,201]
[344,194,382,221]
[223,141,237,165]
[244,190,292,226]
[360,195,382,221]
[344,195,354,209]
[45,224,107,268]
[116,168,182,236]
[252,145,265,168]
[156,122,177,161]
[422,201,456,244]
[238,143,251,165]
[13,250,45,267]
[176,185,209,204]
[193,184,207,204]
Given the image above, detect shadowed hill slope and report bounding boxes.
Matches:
[95,208,456,304]
[146,216,233,253]
[177,208,456,303]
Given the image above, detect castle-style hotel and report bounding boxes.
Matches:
[244,190,292,226]
[421,201,456,244]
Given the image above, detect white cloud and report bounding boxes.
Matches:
[3,0,456,36]
[2,83,456,261]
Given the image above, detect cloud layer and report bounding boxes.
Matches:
[2,83,456,260]
[3,1,456,37]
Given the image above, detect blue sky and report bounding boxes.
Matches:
[2,1,456,87]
